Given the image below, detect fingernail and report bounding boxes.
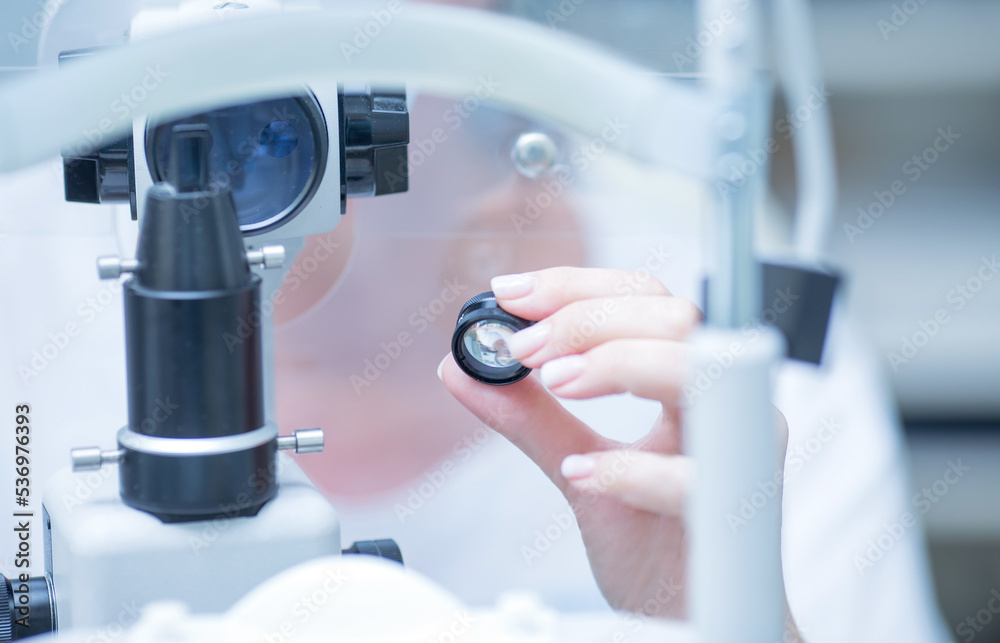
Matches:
[561,454,596,480]
[507,322,550,359]
[491,273,535,299]
[437,354,448,381]
[540,355,586,388]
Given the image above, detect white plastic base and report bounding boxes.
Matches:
[50,557,698,643]
[42,453,340,631]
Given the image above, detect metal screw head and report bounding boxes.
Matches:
[261,245,286,269]
[512,132,558,179]
[96,256,138,280]
[246,245,286,269]
[96,256,123,280]
[71,447,104,472]
[293,428,324,454]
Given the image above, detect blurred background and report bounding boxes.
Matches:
[508,0,1000,635]
[1,0,999,638]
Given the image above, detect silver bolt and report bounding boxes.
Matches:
[512,132,558,179]
[277,428,324,454]
[71,447,123,471]
[97,256,139,280]
[246,245,286,269]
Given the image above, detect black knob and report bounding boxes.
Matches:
[0,574,56,641]
[339,87,409,213]
[343,539,404,565]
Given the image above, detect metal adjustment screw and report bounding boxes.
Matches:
[97,256,139,280]
[277,428,324,454]
[71,447,124,472]
[512,132,558,179]
[246,245,286,269]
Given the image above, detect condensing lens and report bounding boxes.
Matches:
[451,291,534,385]
[463,321,518,368]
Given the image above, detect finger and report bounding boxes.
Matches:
[561,450,693,515]
[537,339,688,405]
[438,353,615,492]
[507,295,701,367]
[490,267,671,320]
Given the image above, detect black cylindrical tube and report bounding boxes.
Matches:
[116,131,279,522]
[124,280,263,439]
[119,443,278,523]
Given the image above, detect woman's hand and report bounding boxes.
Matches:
[438,267,792,625]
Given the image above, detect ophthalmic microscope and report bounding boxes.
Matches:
[0,4,410,639]
[0,0,844,640]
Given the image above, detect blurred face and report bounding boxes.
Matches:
[273,96,585,498]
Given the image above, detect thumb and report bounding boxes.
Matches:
[561,450,694,516]
[439,353,612,492]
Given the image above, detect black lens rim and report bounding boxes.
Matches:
[451,292,533,385]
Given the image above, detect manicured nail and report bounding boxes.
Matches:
[561,454,596,480]
[437,354,448,381]
[507,322,550,359]
[540,355,586,388]
[491,273,535,299]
